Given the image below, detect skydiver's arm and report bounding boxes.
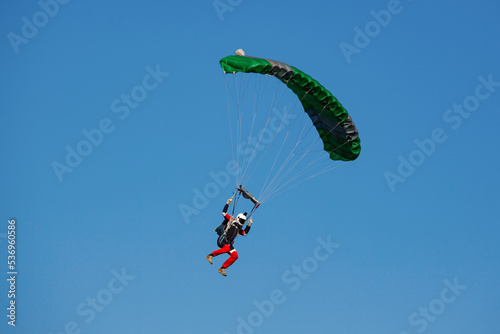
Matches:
[240,218,252,235]
[244,225,251,234]
[238,226,251,236]
[222,197,233,219]
[222,206,231,221]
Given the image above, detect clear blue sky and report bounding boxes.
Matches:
[1,0,499,333]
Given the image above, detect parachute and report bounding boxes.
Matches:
[220,50,361,207]
[220,54,361,161]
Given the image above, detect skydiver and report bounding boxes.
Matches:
[206,197,253,277]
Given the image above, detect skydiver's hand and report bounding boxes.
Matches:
[227,197,233,205]
[248,217,253,226]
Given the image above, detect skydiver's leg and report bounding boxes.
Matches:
[211,244,231,257]
[207,244,231,264]
[222,249,238,269]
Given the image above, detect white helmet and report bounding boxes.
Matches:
[236,213,247,224]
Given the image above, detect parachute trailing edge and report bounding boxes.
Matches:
[219,54,361,161]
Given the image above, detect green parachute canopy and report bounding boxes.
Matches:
[220,54,361,161]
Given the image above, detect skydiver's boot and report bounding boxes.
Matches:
[206,254,213,265]
[218,267,227,277]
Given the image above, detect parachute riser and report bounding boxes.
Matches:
[246,203,260,220]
